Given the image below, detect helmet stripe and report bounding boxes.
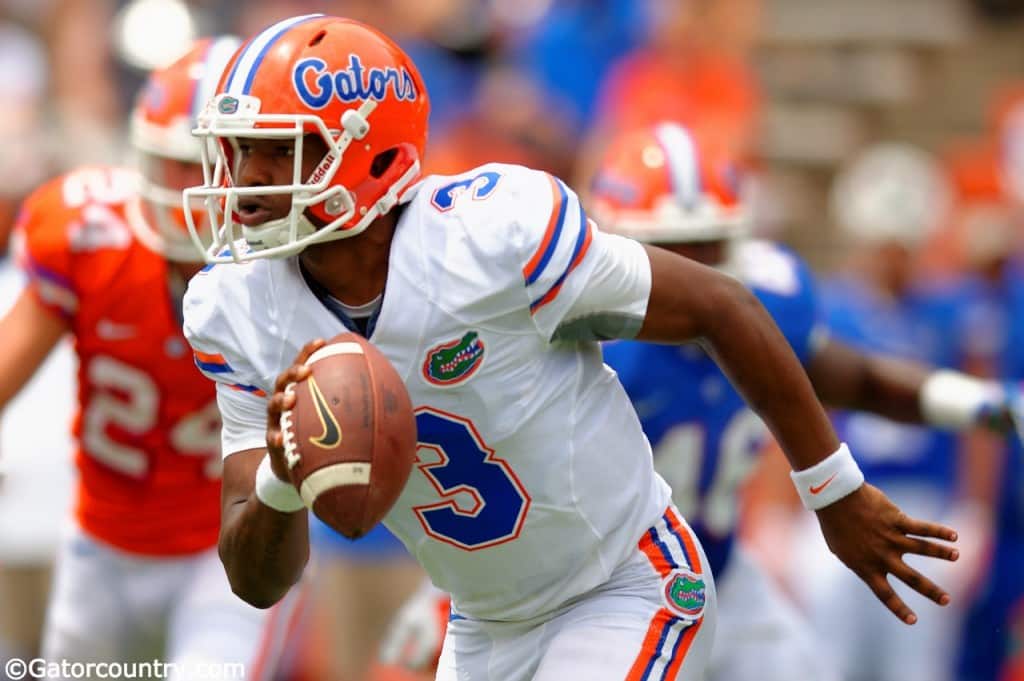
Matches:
[654,123,701,210]
[191,36,242,122]
[225,13,323,96]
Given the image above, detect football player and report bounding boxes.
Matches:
[0,38,300,675]
[182,15,959,681]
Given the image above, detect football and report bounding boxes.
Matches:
[280,333,417,538]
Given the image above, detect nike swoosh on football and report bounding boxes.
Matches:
[308,377,343,449]
[96,320,137,340]
[809,473,839,495]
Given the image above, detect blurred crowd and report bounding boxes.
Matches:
[5,0,1024,680]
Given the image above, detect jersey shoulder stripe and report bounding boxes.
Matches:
[522,174,571,285]
[529,213,594,313]
[519,174,594,314]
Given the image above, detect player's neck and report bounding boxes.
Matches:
[298,211,399,306]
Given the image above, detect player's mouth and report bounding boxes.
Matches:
[236,197,279,226]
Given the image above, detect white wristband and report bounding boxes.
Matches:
[790,443,865,511]
[919,370,1002,430]
[255,455,305,513]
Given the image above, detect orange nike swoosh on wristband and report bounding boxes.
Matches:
[809,473,839,495]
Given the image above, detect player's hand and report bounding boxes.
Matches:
[379,580,450,671]
[265,338,326,481]
[815,483,959,625]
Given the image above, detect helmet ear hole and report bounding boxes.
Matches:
[370,149,399,179]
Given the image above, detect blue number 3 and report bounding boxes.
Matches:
[430,171,501,212]
[413,408,530,550]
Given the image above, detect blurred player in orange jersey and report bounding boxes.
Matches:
[0,37,301,676]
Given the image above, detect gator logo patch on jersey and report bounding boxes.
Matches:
[423,331,485,387]
[663,569,706,620]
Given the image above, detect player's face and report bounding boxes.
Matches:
[234,134,330,226]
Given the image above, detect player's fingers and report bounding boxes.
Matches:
[867,572,917,625]
[274,364,311,394]
[895,535,959,562]
[295,338,327,365]
[894,514,958,543]
[266,391,296,435]
[890,560,951,607]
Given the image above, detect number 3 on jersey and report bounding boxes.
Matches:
[430,171,501,212]
[413,408,530,550]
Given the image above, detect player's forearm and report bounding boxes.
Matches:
[702,282,840,470]
[808,339,1008,431]
[218,496,309,608]
[0,291,68,410]
[808,340,930,423]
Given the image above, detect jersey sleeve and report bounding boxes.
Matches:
[511,169,651,342]
[215,383,269,456]
[183,271,271,458]
[12,182,78,318]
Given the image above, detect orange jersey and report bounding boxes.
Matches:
[14,166,220,556]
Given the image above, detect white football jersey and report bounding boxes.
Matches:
[184,163,672,621]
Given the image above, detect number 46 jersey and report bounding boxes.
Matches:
[14,167,221,556]
[184,163,674,622]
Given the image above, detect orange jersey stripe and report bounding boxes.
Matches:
[638,529,674,578]
[626,607,675,681]
[194,350,228,364]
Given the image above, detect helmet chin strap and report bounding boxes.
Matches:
[242,212,319,250]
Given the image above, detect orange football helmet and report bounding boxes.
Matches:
[129,36,241,261]
[184,14,430,262]
[589,122,746,244]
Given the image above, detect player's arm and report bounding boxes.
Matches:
[217,339,325,608]
[806,338,1008,430]
[0,289,69,410]
[638,244,958,624]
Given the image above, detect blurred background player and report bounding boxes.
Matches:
[0,37,301,676]
[795,143,994,681]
